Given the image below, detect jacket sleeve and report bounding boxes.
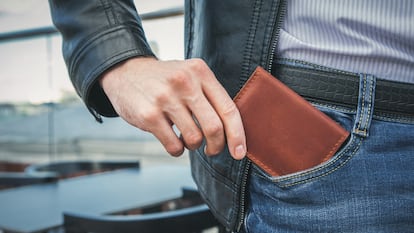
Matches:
[49,0,155,120]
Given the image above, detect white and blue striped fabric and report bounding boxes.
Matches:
[277,0,414,83]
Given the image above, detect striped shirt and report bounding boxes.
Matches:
[277,0,414,84]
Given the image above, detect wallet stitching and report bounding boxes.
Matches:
[273,134,360,182]
[279,138,362,188]
[250,132,349,178]
[248,152,281,176]
[322,133,349,164]
[234,68,262,103]
[247,135,361,188]
[235,68,284,176]
[277,135,358,181]
[237,67,350,178]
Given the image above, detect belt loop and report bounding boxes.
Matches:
[353,74,376,137]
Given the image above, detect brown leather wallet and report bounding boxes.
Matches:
[234,67,349,177]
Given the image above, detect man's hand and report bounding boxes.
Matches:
[99,57,246,160]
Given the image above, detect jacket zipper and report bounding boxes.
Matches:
[236,1,287,231]
[267,0,287,73]
[236,160,251,231]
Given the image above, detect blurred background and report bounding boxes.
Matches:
[0,0,189,167]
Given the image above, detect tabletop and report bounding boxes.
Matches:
[0,165,195,233]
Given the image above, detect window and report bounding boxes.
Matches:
[0,0,188,168]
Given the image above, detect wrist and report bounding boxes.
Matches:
[99,56,157,95]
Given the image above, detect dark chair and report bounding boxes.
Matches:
[25,160,140,179]
[0,172,57,190]
[0,161,57,190]
[63,188,226,233]
[0,161,31,172]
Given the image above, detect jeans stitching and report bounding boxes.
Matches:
[355,75,367,136]
[364,76,374,134]
[279,138,362,188]
[312,102,355,114]
[277,135,358,181]
[357,76,375,137]
[250,134,360,185]
[374,114,414,124]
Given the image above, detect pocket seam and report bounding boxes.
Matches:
[278,135,357,181]
[252,135,362,188]
[280,138,362,187]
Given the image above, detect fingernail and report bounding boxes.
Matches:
[235,145,246,159]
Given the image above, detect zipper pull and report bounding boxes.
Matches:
[87,106,103,123]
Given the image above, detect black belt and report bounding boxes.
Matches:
[272,64,414,117]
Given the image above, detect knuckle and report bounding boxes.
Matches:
[165,143,184,156]
[117,105,151,131]
[204,121,223,138]
[205,144,224,156]
[221,100,239,117]
[188,58,209,76]
[139,108,160,126]
[227,130,244,143]
[184,131,203,148]
[188,58,207,69]
[154,91,170,106]
[167,72,194,92]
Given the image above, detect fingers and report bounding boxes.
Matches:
[190,97,226,156]
[122,103,187,157]
[100,57,246,160]
[165,105,203,151]
[150,118,185,157]
[186,59,247,160]
[202,78,246,160]
[161,59,227,156]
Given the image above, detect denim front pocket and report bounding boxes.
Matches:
[244,106,414,232]
[251,105,361,188]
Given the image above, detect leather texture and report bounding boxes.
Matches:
[185,1,287,230]
[235,67,350,177]
[273,64,414,117]
[50,0,289,230]
[49,0,155,118]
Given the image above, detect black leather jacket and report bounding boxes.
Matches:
[49,0,286,231]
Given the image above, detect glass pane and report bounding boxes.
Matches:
[0,0,189,168]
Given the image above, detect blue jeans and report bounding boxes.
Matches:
[240,72,414,232]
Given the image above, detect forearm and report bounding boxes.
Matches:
[49,0,155,117]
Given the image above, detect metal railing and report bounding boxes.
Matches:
[0,6,184,42]
[0,6,184,160]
